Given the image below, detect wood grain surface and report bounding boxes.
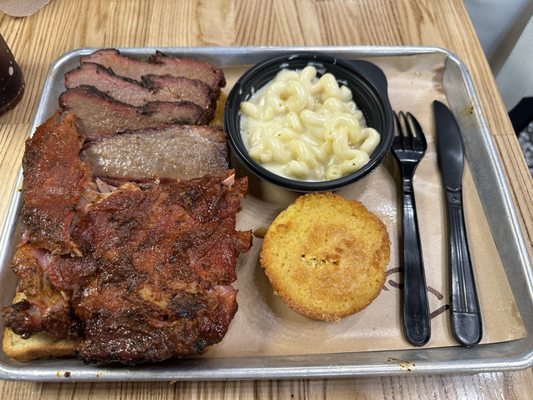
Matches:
[1,0,532,398]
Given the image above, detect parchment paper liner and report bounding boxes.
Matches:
[205,55,526,357]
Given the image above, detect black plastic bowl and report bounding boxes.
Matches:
[224,52,394,192]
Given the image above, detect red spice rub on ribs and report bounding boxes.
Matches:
[4,174,252,364]
[80,48,225,92]
[70,174,251,363]
[59,86,209,140]
[76,283,238,363]
[2,245,83,340]
[19,112,90,255]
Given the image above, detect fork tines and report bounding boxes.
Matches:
[393,111,427,151]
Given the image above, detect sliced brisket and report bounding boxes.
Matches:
[143,74,217,116]
[80,48,225,92]
[81,125,228,182]
[59,86,209,140]
[64,63,216,118]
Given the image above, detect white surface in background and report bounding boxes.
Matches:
[465,0,533,110]
[496,16,533,109]
[464,0,528,60]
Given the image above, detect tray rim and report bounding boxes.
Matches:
[1,45,532,381]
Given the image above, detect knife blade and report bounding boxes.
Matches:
[433,100,482,347]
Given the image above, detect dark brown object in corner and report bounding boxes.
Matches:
[0,34,25,116]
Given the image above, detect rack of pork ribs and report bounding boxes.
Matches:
[2,49,252,365]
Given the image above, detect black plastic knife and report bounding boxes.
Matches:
[433,100,482,347]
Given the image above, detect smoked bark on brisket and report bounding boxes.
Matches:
[59,86,209,140]
[64,63,217,118]
[80,48,225,92]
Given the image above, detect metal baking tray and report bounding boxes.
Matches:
[1,46,532,381]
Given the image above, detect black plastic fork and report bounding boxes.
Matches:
[390,112,431,346]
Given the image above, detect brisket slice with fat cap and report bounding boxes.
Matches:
[81,125,228,182]
[80,48,225,92]
[59,86,209,140]
[64,63,217,118]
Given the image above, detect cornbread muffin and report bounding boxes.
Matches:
[260,192,390,321]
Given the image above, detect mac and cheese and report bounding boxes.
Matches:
[239,66,380,181]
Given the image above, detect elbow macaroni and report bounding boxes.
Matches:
[240,66,381,181]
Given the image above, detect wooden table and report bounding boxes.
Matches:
[1,0,532,398]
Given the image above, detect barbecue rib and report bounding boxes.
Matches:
[64,63,217,118]
[80,48,225,92]
[59,86,209,140]
[70,174,251,363]
[2,245,81,340]
[80,125,228,182]
[19,112,90,255]
[4,174,252,364]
